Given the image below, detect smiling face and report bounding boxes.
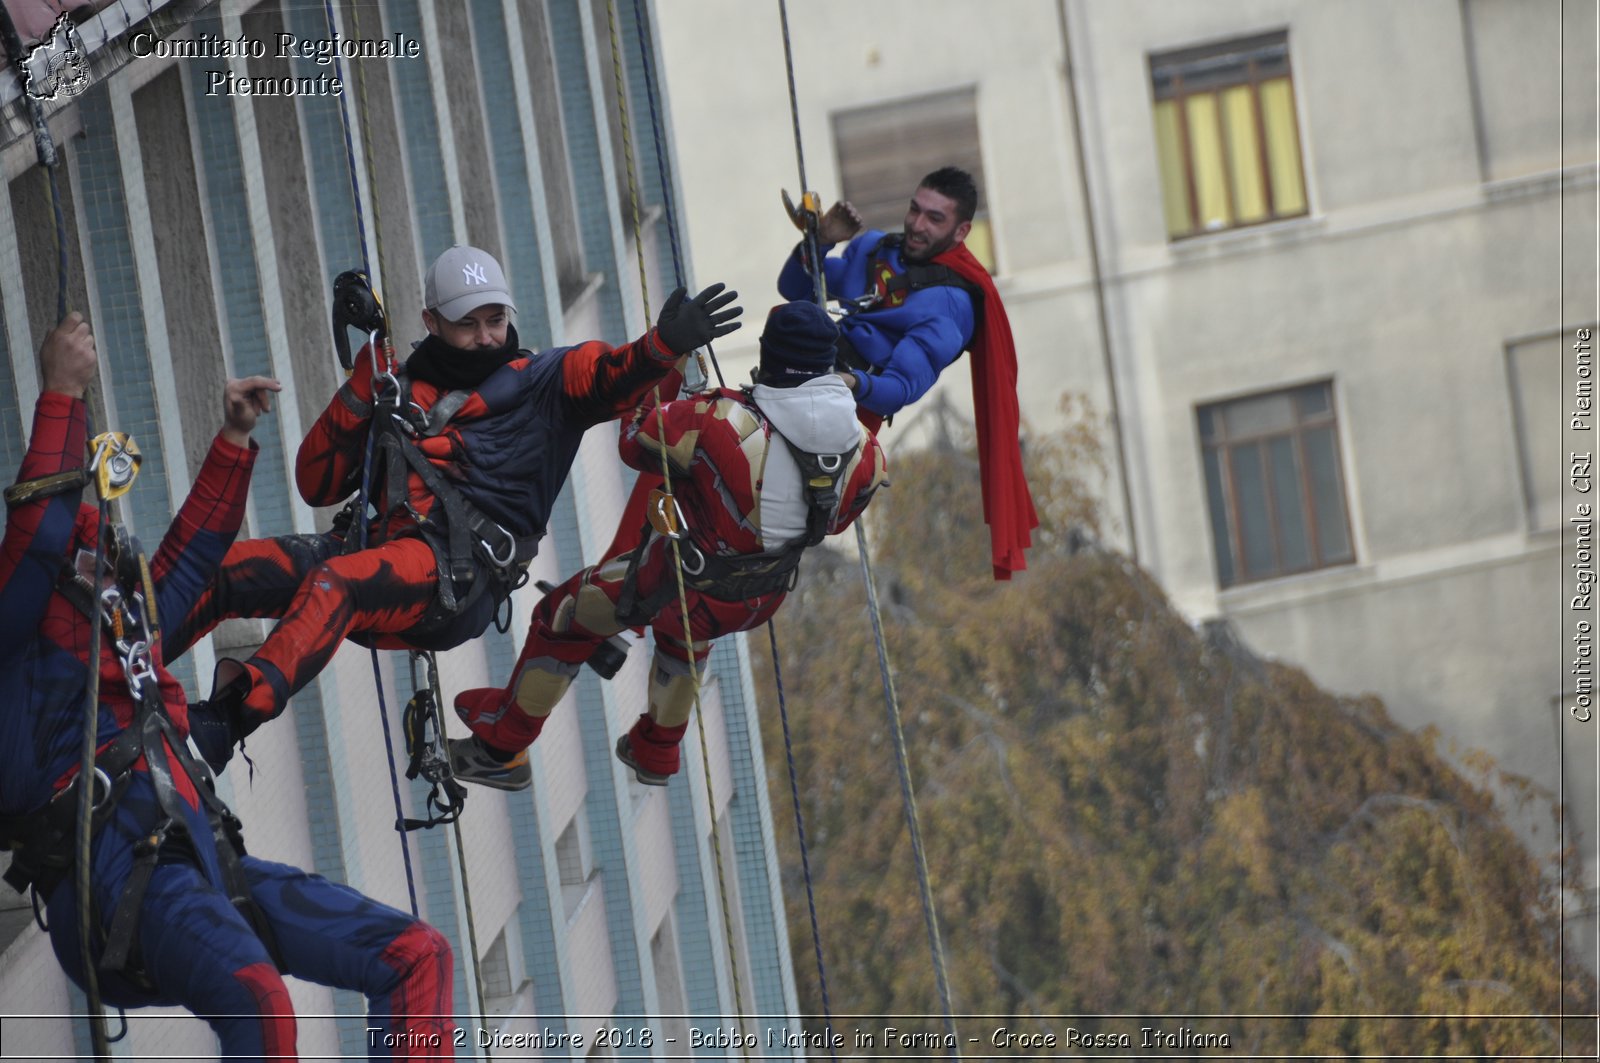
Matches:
[901,185,973,264]
[423,304,510,350]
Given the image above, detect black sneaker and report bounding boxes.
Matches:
[187,699,237,775]
[615,735,669,787]
[188,662,250,775]
[448,736,531,792]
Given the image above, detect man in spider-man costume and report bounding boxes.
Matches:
[447,301,886,789]
[167,246,741,773]
[0,314,454,1059]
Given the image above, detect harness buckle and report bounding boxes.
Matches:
[478,527,516,569]
[370,330,401,409]
[679,541,707,577]
[122,641,156,698]
[52,766,115,818]
[647,488,687,540]
[98,584,123,628]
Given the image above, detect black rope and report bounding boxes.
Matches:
[774,2,960,1052]
[320,0,420,919]
[627,0,723,388]
[74,484,114,1062]
[767,621,839,1059]
[776,0,810,196]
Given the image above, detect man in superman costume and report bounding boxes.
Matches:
[777,165,1038,580]
[0,314,454,1059]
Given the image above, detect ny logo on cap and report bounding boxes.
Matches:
[462,262,488,286]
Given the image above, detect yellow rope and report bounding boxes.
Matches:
[606,0,750,1036]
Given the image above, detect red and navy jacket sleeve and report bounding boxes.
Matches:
[149,432,257,630]
[296,346,376,507]
[558,329,680,427]
[0,392,89,653]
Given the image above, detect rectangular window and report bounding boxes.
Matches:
[1151,31,1308,239]
[1199,382,1354,586]
[832,87,995,271]
[1507,331,1579,532]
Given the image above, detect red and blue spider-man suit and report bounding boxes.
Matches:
[0,390,452,1060]
[164,325,683,758]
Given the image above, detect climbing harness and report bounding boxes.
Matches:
[331,270,535,637]
[613,401,859,624]
[0,482,282,998]
[319,0,497,1031]
[854,233,984,312]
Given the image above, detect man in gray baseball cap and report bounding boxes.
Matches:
[407,244,523,390]
[175,243,743,777]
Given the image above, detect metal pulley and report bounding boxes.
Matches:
[88,431,140,500]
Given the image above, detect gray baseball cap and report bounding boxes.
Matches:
[423,245,516,321]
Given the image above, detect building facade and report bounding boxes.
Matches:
[0,0,802,1057]
[657,0,1598,968]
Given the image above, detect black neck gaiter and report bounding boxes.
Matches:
[406,324,521,391]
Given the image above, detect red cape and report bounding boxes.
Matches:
[935,243,1038,580]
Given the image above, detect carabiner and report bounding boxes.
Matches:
[479,528,516,569]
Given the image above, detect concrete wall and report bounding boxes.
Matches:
[0,0,800,1055]
[656,0,1599,946]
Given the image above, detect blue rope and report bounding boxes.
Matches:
[767,621,839,1058]
[320,0,419,920]
[628,0,684,282]
[322,0,373,280]
[626,0,725,388]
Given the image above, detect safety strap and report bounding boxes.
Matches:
[44,550,281,978]
[782,436,858,548]
[615,402,854,621]
[865,234,982,307]
[3,469,89,508]
[0,730,138,898]
[362,372,532,617]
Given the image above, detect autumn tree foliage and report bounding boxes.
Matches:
[750,399,1595,1056]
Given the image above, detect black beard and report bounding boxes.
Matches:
[406,324,521,390]
[901,235,954,266]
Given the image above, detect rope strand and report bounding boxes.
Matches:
[626,0,723,388]
[607,0,749,1038]
[321,0,419,919]
[853,521,959,1042]
[768,621,839,1059]
[775,1,960,1051]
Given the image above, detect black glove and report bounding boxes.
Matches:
[655,283,742,356]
